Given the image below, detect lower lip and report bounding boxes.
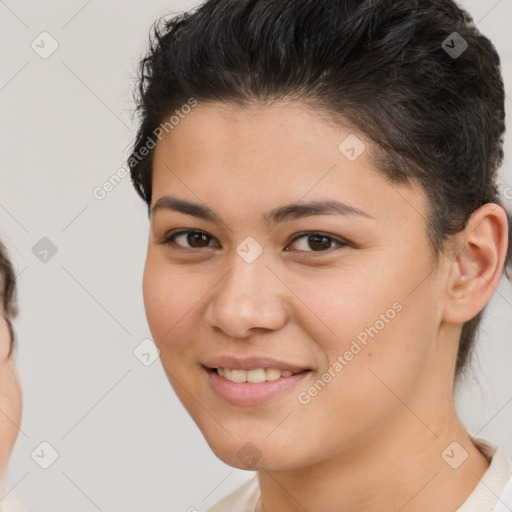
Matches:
[206,368,312,406]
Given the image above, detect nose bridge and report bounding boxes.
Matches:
[206,244,287,337]
[227,246,270,297]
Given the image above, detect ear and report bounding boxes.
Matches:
[442,203,509,324]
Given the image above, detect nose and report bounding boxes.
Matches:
[204,251,289,339]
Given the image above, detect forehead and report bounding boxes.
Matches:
[154,101,349,165]
[151,101,427,226]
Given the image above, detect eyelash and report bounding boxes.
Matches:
[157,229,349,254]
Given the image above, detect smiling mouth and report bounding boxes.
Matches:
[211,367,309,383]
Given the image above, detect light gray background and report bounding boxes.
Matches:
[0,1,511,510]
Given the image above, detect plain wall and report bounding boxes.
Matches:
[0,1,511,510]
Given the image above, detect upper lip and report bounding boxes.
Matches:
[203,355,311,374]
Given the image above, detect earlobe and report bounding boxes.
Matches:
[442,203,509,324]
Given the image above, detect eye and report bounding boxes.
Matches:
[286,232,348,253]
[158,229,218,249]
[158,229,348,253]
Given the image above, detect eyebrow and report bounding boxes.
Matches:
[150,195,373,226]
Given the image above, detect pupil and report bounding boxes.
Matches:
[189,232,209,247]
[309,234,331,251]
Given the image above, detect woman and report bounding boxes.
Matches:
[129,0,512,510]
[0,240,24,510]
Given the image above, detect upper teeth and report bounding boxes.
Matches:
[217,368,294,383]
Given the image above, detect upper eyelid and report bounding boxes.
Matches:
[287,232,349,252]
[289,231,347,244]
[162,229,218,247]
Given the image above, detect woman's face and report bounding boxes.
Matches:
[0,311,22,476]
[143,101,456,470]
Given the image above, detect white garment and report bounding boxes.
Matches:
[207,436,512,512]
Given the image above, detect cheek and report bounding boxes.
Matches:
[287,265,397,354]
[293,254,436,398]
[142,253,207,359]
[142,257,203,410]
[143,257,182,347]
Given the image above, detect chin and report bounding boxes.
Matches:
[203,431,304,472]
